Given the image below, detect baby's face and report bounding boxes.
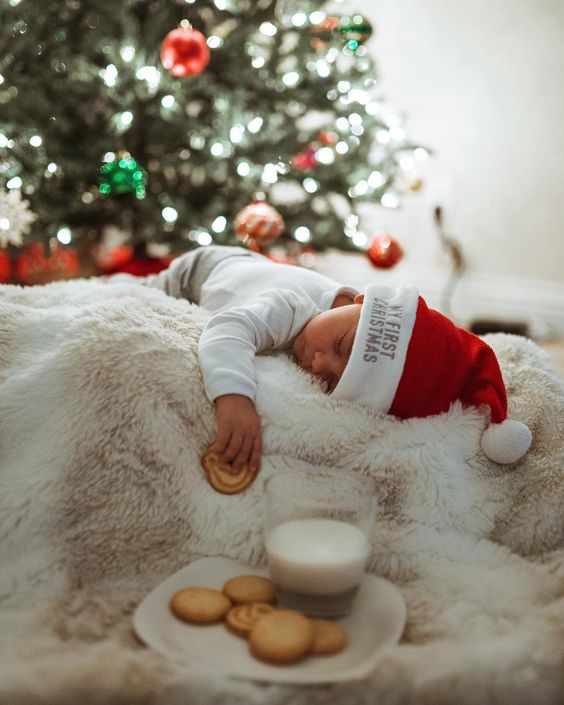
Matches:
[292,304,361,392]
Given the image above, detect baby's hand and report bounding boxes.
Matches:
[213,394,262,474]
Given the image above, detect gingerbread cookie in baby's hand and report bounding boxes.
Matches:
[201,444,259,495]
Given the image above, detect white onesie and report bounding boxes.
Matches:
[145,246,357,402]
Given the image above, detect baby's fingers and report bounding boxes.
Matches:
[222,431,244,471]
[214,430,231,456]
[232,435,253,473]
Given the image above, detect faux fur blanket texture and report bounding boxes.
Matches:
[1,278,563,705]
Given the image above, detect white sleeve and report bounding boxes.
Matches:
[198,288,320,402]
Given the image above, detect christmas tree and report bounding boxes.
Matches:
[0,0,425,262]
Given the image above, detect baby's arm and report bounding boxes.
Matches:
[198,301,275,473]
[199,289,320,472]
[214,394,262,472]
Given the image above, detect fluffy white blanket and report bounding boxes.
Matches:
[1,278,563,705]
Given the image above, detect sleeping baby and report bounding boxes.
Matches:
[125,244,531,471]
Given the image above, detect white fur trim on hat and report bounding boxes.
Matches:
[332,284,419,412]
[480,419,532,465]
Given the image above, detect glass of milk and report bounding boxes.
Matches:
[264,467,376,617]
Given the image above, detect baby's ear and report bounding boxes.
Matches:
[354,293,365,304]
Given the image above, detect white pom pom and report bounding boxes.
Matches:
[480,419,532,464]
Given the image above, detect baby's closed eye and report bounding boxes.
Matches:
[336,330,354,363]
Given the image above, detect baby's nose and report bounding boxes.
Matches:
[311,351,329,374]
[310,352,321,372]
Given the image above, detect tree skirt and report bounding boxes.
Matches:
[0,279,563,705]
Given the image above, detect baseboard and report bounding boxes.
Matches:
[314,251,564,340]
[431,273,564,340]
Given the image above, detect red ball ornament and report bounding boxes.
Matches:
[310,15,340,51]
[160,24,210,77]
[367,233,404,269]
[292,147,318,172]
[234,202,285,248]
[318,131,338,146]
[0,248,10,283]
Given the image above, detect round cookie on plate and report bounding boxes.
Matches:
[170,587,231,624]
[223,575,277,605]
[310,619,348,655]
[226,602,277,637]
[249,610,315,664]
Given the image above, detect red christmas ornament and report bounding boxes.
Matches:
[292,147,318,171]
[160,24,210,77]
[14,242,80,285]
[234,202,285,248]
[367,233,404,269]
[310,15,340,51]
[318,131,338,145]
[0,248,10,283]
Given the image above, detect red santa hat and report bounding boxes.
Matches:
[332,284,532,465]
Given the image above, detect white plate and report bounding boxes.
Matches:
[133,556,406,684]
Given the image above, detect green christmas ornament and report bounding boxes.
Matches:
[339,15,373,50]
[99,152,148,199]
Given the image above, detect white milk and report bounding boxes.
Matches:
[265,518,370,596]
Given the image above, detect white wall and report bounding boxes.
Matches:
[328,0,564,335]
